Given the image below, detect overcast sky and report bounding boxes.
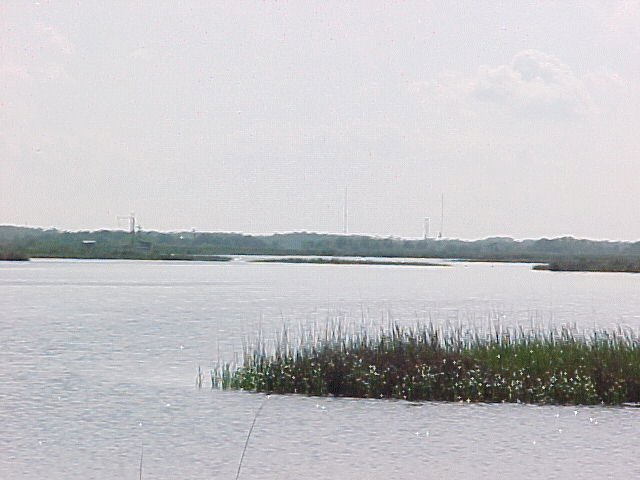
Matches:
[2,1,639,239]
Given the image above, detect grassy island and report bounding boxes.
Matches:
[534,257,640,273]
[214,324,640,405]
[252,257,447,267]
[159,254,232,261]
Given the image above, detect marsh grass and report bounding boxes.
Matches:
[252,257,447,267]
[0,249,29,261]
[213,322,640,405]
[534,257,640,273]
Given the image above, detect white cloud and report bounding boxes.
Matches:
[472,50,588,118]
[583,67,626,89]
[403,49,631,121]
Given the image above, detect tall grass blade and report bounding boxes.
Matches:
[139,445,143,480]
[235,395,269,480]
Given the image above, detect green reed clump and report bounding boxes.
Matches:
[213,323,640,405]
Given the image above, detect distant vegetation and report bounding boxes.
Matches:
[534,257,640,273]
[0,246,29,261]
[158,254,232,262]
[0,252,29,261]
[213,323,640,405]
[253,257,447,267]
[3,226,640,268]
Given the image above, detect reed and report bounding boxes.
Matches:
[213,322,640,405]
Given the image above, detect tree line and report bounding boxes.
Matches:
[2,225,640,264]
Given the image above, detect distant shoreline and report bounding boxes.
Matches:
[0,252,29,261]
[3,226,640,272]
[8,254,234,262]
[5,255,640,274]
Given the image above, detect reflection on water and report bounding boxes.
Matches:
[1,259,639,479]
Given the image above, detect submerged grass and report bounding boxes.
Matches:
[213,323,640,405]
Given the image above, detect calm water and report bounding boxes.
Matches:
[1,259,639,479]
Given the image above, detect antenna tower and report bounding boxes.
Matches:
[117,213,136,234]
[343,186,348,234]
[438,194,444,239]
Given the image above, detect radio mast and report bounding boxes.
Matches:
[343,186,348,234]
[117,213,136,234]
[438,194,444,239]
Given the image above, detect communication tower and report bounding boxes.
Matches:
[343,186,348,234]
[117,213,136,234]
[438,194,444,239]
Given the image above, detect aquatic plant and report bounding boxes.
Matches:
[213,323,640,405]
[235,395,269,480]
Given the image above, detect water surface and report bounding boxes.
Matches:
[1,259,639,478]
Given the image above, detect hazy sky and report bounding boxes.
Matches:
[2,1,639,239]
